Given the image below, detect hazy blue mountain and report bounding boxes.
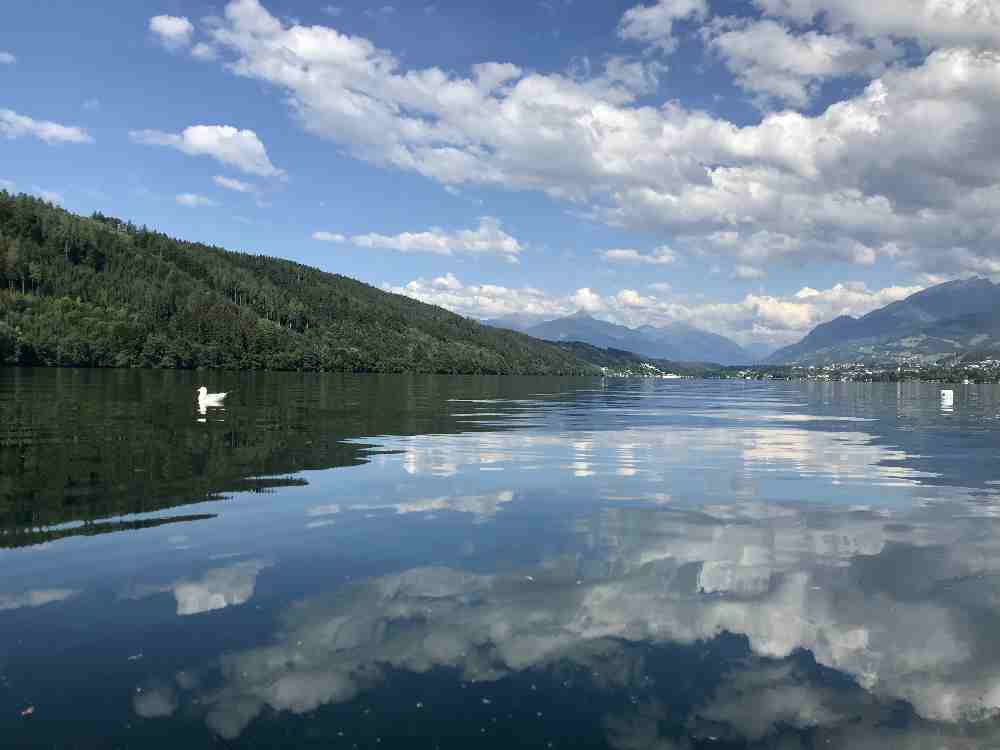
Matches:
[743,342,778,362]
[525,312,659,353]
[768,278,1000,365]
[637,322,750,365]
[480,313,548,333]
[523,313,752,364]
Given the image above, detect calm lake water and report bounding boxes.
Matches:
[3,369,1000,748]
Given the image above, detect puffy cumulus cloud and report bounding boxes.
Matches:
[349,217,522,262]
[573,287,607,313]
[191,43,219,61]
[754,0,1000,51]
[311,230,345,242]
[176,192,218,208]
[0,51,15,65]
[601,246,676,265]
[618,0,709,52]
[178,1,1000,275]
[615,288,658,309]
[0,109,93,144]
[130,125,284,178]
[431,272,462,290]
[150,15,195,50]
[681,282,923,343]
[706,19,901,107]
[384,275,573,320]
[391,273,922,346]
[212,175,256,193]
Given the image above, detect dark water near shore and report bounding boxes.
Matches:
[2,368,1000,748]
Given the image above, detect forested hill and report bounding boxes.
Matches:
[0,192,594,374]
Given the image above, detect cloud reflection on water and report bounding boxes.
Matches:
[147,489,1000,744]
[121,384,1000,745]
[123,560,272,616]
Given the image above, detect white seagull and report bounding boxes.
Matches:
[197,386,228,408]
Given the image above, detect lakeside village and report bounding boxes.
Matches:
[600,358,1000,383]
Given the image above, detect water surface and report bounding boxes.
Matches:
[2,369,1000,748]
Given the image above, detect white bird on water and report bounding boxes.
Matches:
[197,386,228,408]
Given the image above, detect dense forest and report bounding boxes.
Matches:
[0,192,595,374]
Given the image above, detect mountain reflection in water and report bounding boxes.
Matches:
[2,370,1000,748]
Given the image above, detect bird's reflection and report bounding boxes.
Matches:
[196,401,225,423]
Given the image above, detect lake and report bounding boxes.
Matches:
[2,368,1000,748]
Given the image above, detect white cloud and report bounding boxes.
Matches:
[707,19,901,107]
[350,217,522,262]
[754,0,1000,50]
[573,287,607,312]
[431,272,462,290]
[0,51,15,65]
[176,193,218,207]
[150,15,195,51]
[130,125,284,178]
[0,109,93,144]
[322,5,343,16]
[191,42,219,61]
[0,179,14,191]
[195,0,1000,276]
[618,0,709,52]
[385,275,572,320]
[82,98,101,111]
[601,246,677,265]
[213,175,256,193]
[312,231,346,242]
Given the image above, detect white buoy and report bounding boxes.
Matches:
[941,389,954,407]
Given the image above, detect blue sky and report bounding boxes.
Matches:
[3,0,1000,347]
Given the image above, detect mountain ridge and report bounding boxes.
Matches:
[518,312,754,365]
[768,278,1000,365]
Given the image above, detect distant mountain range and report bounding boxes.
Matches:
[768,278,1000,365]
[487,311,762,365]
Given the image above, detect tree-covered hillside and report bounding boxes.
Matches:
[0,193,594,374]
